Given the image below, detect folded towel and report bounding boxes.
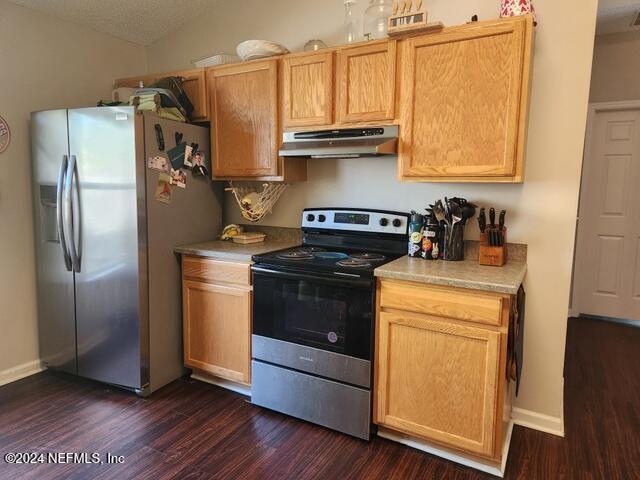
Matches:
[128,94,186,123]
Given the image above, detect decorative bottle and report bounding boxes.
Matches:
[363,0,393,40]
[344,0,359,44]
[500,0,536,22]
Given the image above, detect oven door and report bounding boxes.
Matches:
[252,266,374,361]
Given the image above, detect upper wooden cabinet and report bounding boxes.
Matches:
[208,61,307,181]
[114,68,209,122]
[209,60,280,178]
[398,16,533,182]
[174,69,208,122]
[282,52,334,128]
[116,16,533,183]
[336,41,397,124]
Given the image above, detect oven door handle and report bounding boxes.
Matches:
[251,266,373,288]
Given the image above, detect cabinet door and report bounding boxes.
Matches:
[376,310,501,457]
[282,52,334,128]
[170,69,208,121]
[336,41,396,124]
[209,60,279,177]
[183,279,252,385]
[398,18,531,180]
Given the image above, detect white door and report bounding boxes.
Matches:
[574,103,640,321]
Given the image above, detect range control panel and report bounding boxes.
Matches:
[301,209,409,235]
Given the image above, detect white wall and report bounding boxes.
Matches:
[147,0,598,428]
[0,0,146,380]
[590,31,640,103]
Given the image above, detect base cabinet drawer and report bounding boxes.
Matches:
[375,310,501,457]
[252,360,371,440]
[379,280,506,327]
[182,279,251,385]
[182,256,251,286]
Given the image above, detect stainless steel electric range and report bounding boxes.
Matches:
[250,208,410,440]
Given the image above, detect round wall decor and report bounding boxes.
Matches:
[0,115,10,154]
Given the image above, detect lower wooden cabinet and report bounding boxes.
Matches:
[375,279,511,461]
[182,257,252,385]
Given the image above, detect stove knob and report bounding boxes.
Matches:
[318,214,326,222]
[392,218,402,228]
[379,218,389,227]
[306,214,316,222]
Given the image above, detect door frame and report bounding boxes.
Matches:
[571,99,640,318]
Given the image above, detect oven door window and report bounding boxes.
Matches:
[253,272,373,360]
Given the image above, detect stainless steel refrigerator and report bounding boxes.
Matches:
[31,107,222,396]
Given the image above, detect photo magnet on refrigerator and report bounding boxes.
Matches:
[154,173,172,204]
[184,142,199,168]
[168,142,187,170]
[170,168,187,188]
[192,151,209,177]
[184,144,194,168]
[147,155,170,172]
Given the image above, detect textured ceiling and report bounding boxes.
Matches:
[8,0,219,45]
[597,1,640,35]
[10,0,640,42]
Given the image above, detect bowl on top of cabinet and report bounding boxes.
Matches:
[236,40,290,61]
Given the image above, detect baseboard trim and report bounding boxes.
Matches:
[511,407,565,437]
[191,373,251,397]
[377,424,510,478]
[0,360,44,387]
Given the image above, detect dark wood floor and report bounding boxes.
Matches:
[1,317,638,480]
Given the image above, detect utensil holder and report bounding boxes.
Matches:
[443,223,464,261]
[479,228,507,267]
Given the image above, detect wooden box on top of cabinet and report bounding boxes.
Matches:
[397,16,534,182]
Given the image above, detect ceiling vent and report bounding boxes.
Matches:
[632,11,640,27]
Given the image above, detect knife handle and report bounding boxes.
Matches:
[489,207,496,227]
[498,210,506,230]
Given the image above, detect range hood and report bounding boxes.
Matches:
[279,126,398,159]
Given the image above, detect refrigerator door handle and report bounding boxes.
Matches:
[65,154,82,272]
[57,155,72,271]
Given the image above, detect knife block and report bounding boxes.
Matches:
[479,228,507,267]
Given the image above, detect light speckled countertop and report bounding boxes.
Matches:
[174,240,300,263]
[375,256,527,295]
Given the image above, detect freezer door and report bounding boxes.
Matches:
[31,110,77,374]
[68,107,146,390]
